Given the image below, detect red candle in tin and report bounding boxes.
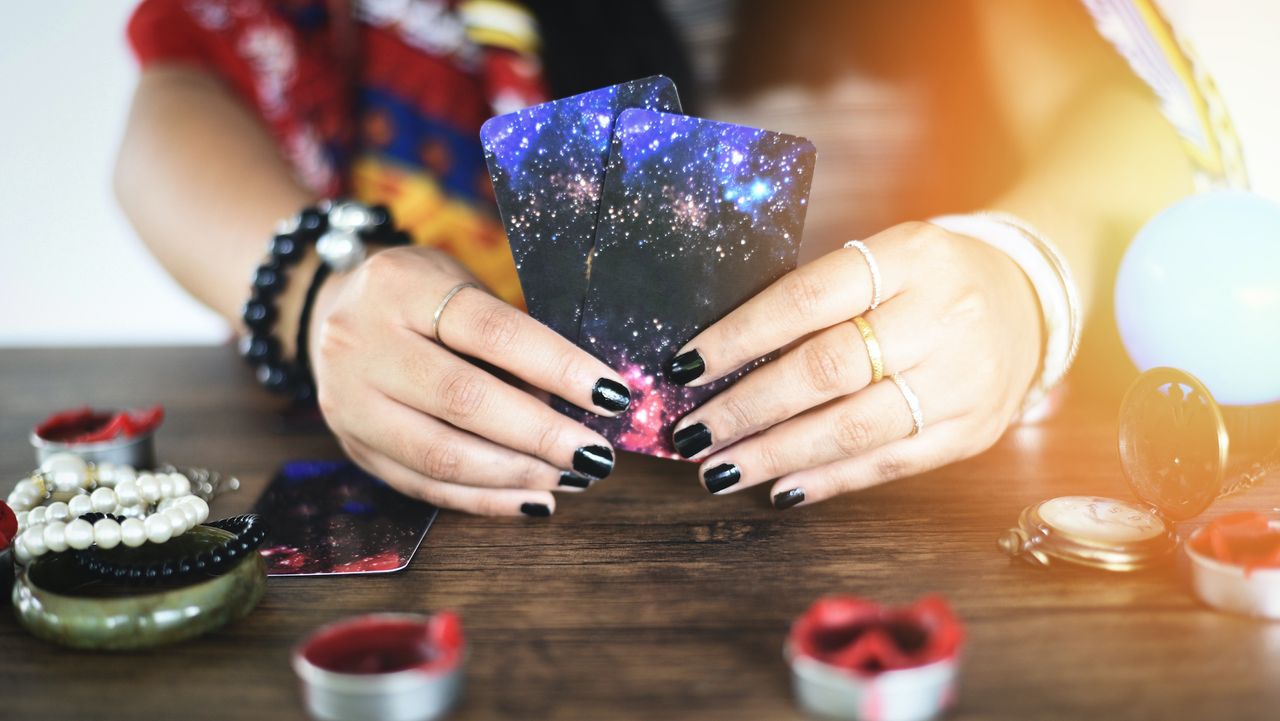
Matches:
[34,405,165,444]
[1191,512,1280,573]
[301,612,464,675]
[788,595,963,675]
[0,501,17,551]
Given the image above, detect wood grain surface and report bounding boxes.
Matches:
[1,346,1277,721]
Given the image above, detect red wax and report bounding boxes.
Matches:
[1191,512,1280,573]
[302,613,464,675]
[0,501,16,551]
[35,406,164,444]
[789,595,963,676]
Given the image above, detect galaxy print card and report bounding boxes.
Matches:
[572,108,816,459]
[480,76,682,340]
[253,460,438,576]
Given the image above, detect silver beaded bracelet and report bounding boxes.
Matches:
[928,211,1083,420]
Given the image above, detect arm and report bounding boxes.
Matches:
[976,0,1194,310]
[114,65,318,349]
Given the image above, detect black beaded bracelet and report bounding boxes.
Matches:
[72,513,269,584]
[240,200,409,399]
[291,263,332,404]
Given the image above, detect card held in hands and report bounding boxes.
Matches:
[481,77,681,341]
[573,108,817,458]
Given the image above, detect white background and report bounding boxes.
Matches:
[0,1,227,346]
[0,0,1274,347]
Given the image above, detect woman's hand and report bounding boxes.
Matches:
[309,246,631,516]
[668,221,1042,509]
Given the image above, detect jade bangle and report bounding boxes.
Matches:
[12,525,266,650]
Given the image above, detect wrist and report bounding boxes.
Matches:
[271,252,322,360]
[239,200,410,399]
[927,211,1083,420]
[304,257,353,365]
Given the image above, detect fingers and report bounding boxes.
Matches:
[342,390,596,493]
[696,367,961,495]
[696,361,972,496]
[413,273,632,417]
[343,436,557,517]
[668,221,1040,509]
[766,420,972,509]
[666,223,924,388]
[673,296,939,458]
[311,246,612,516]
[374,335,617,480]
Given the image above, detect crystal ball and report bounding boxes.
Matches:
[1115,190,1280,405]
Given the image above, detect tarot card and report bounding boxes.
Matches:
[481,76,682,340]
[252,460,438,576]
[571,108,816,458]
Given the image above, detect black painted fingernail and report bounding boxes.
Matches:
[592,378,631,413]
[703,463,740,494]
[666,349,706,385]
[673,423,712,458]
[772,488,806,510]
[520,502,551,517]
[573,445,614,479]
[558,472,592,489]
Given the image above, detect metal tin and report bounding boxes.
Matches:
[786,647,958,721]
[785,596,962,721]
[30,427,156,469]
[1186,522,1280,620]
[293,613,464,721]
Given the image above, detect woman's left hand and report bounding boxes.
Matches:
[668,221,1043,509]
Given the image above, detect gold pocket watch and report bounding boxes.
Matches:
[999,367,1229,571]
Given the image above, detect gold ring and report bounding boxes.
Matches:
[852,316,884,383]
[432,282,480,344]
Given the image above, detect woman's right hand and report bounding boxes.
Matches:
[308,246,631,517]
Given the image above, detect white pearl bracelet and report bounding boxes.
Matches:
[7,453,220,565]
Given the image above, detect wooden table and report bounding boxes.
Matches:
[1,346,1278,721]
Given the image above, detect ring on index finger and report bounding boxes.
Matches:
[842,239,882,310]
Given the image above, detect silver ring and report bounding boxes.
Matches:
[890,372,924,437]
[431,282,480,342]
[842,239,882,310]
